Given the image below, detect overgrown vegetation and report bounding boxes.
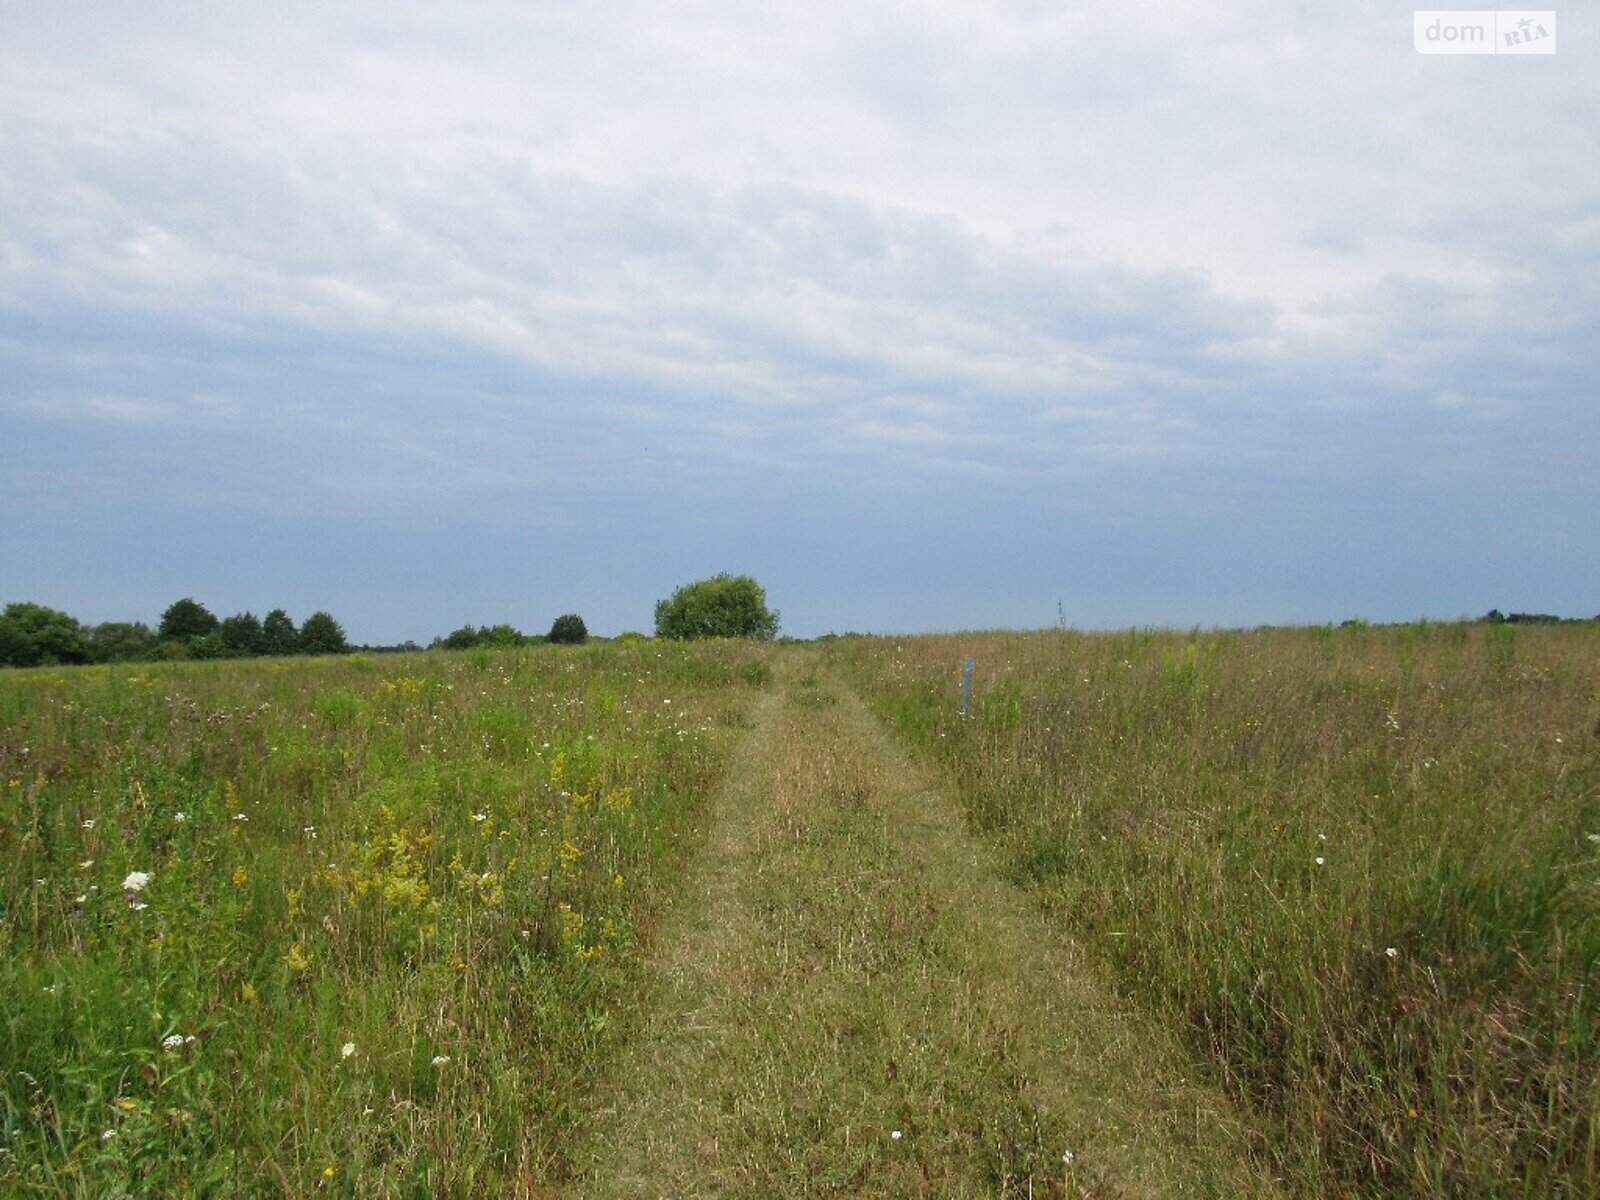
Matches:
[0,640,770,1194]
[834,622,1600,1198]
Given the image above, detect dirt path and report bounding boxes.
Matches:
[572,651,1280,1198]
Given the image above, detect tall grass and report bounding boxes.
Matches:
[836,622,1600,1197]
[0,640,769,1196]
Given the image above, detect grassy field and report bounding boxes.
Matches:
[580,654,1277,1198]
[0,641,770,1196]
[7,623,1598,1197]
[834,622,1600,1197]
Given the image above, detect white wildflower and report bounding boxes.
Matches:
[122,871,151,892]
[173,812,187,823]
[162,1034,185,1050]
[1386,947,1400,959]
[341,1042,356,1060]
[431,1055,450,1067]
[81,819,95,830]
[1314,856,1326,866]
[890,1130,902,1141]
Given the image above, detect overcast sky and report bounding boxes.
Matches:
[3,2,1595,641]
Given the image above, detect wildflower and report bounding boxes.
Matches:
[162,1034,185,1050]
[80,858,94,869]
[232,865,249,886]
[285,943,312,973]
[472,811,487,823]
[82,819,95,829]
[173,812,187,823]
[1314,856,1325,866]
[122,871,151,892]
[1063,1151,1076,1165]
[101,1129,117,1141]
[232,812,248,822]
[431,1054,450,1067]
[241,982,258,1004]
[1386,947,1400,958]
[130,902,148,912]
[890,1130,903,1141]
[341,1042,356,1060]
[1587,833,1600,844]
[323,1167,335,1178]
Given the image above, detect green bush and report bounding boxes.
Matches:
[0,602,91,667]
[299,611,351,655]
[654,574,779,641]
[548,614,588,645]
[158,597,219,642]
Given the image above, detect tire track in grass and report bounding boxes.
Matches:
[573,652,1281,1198]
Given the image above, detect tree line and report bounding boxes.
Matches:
[2,573,783,669]
[0,599,350,667]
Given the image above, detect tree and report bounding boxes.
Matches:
[548,614,588,645]
[298,611,350,655]
[159,598,219,642]
[482,623,525,648]
[0,602,92,667]
[261,609,299,656]
[219,612,265,657]
[439,625,482,650]
[654,574,779,640]
[89,621,156,663]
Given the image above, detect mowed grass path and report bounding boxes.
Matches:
[573,652,1278,1198]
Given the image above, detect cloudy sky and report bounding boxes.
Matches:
[3,2,1595,641]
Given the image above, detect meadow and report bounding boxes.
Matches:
[6,622,1598,1198]
[833,622,1600,1198]
[0,640,771,1196]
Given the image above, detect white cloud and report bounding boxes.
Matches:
[0,1,1594,635]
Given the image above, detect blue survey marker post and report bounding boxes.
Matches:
[959,656,973,716]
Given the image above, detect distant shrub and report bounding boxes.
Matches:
[0,602,91,667]
[158,597,219,642]
[654,574,779,641]
[481,623,525,648]
[548,614,588,645]
[299,611,351,655]
[262,609,299,655]
[87,622,156,663]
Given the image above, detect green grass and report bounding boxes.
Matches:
[580,653,1276,1198]
[0,641,770,1196]
[834,623,1600,1197]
